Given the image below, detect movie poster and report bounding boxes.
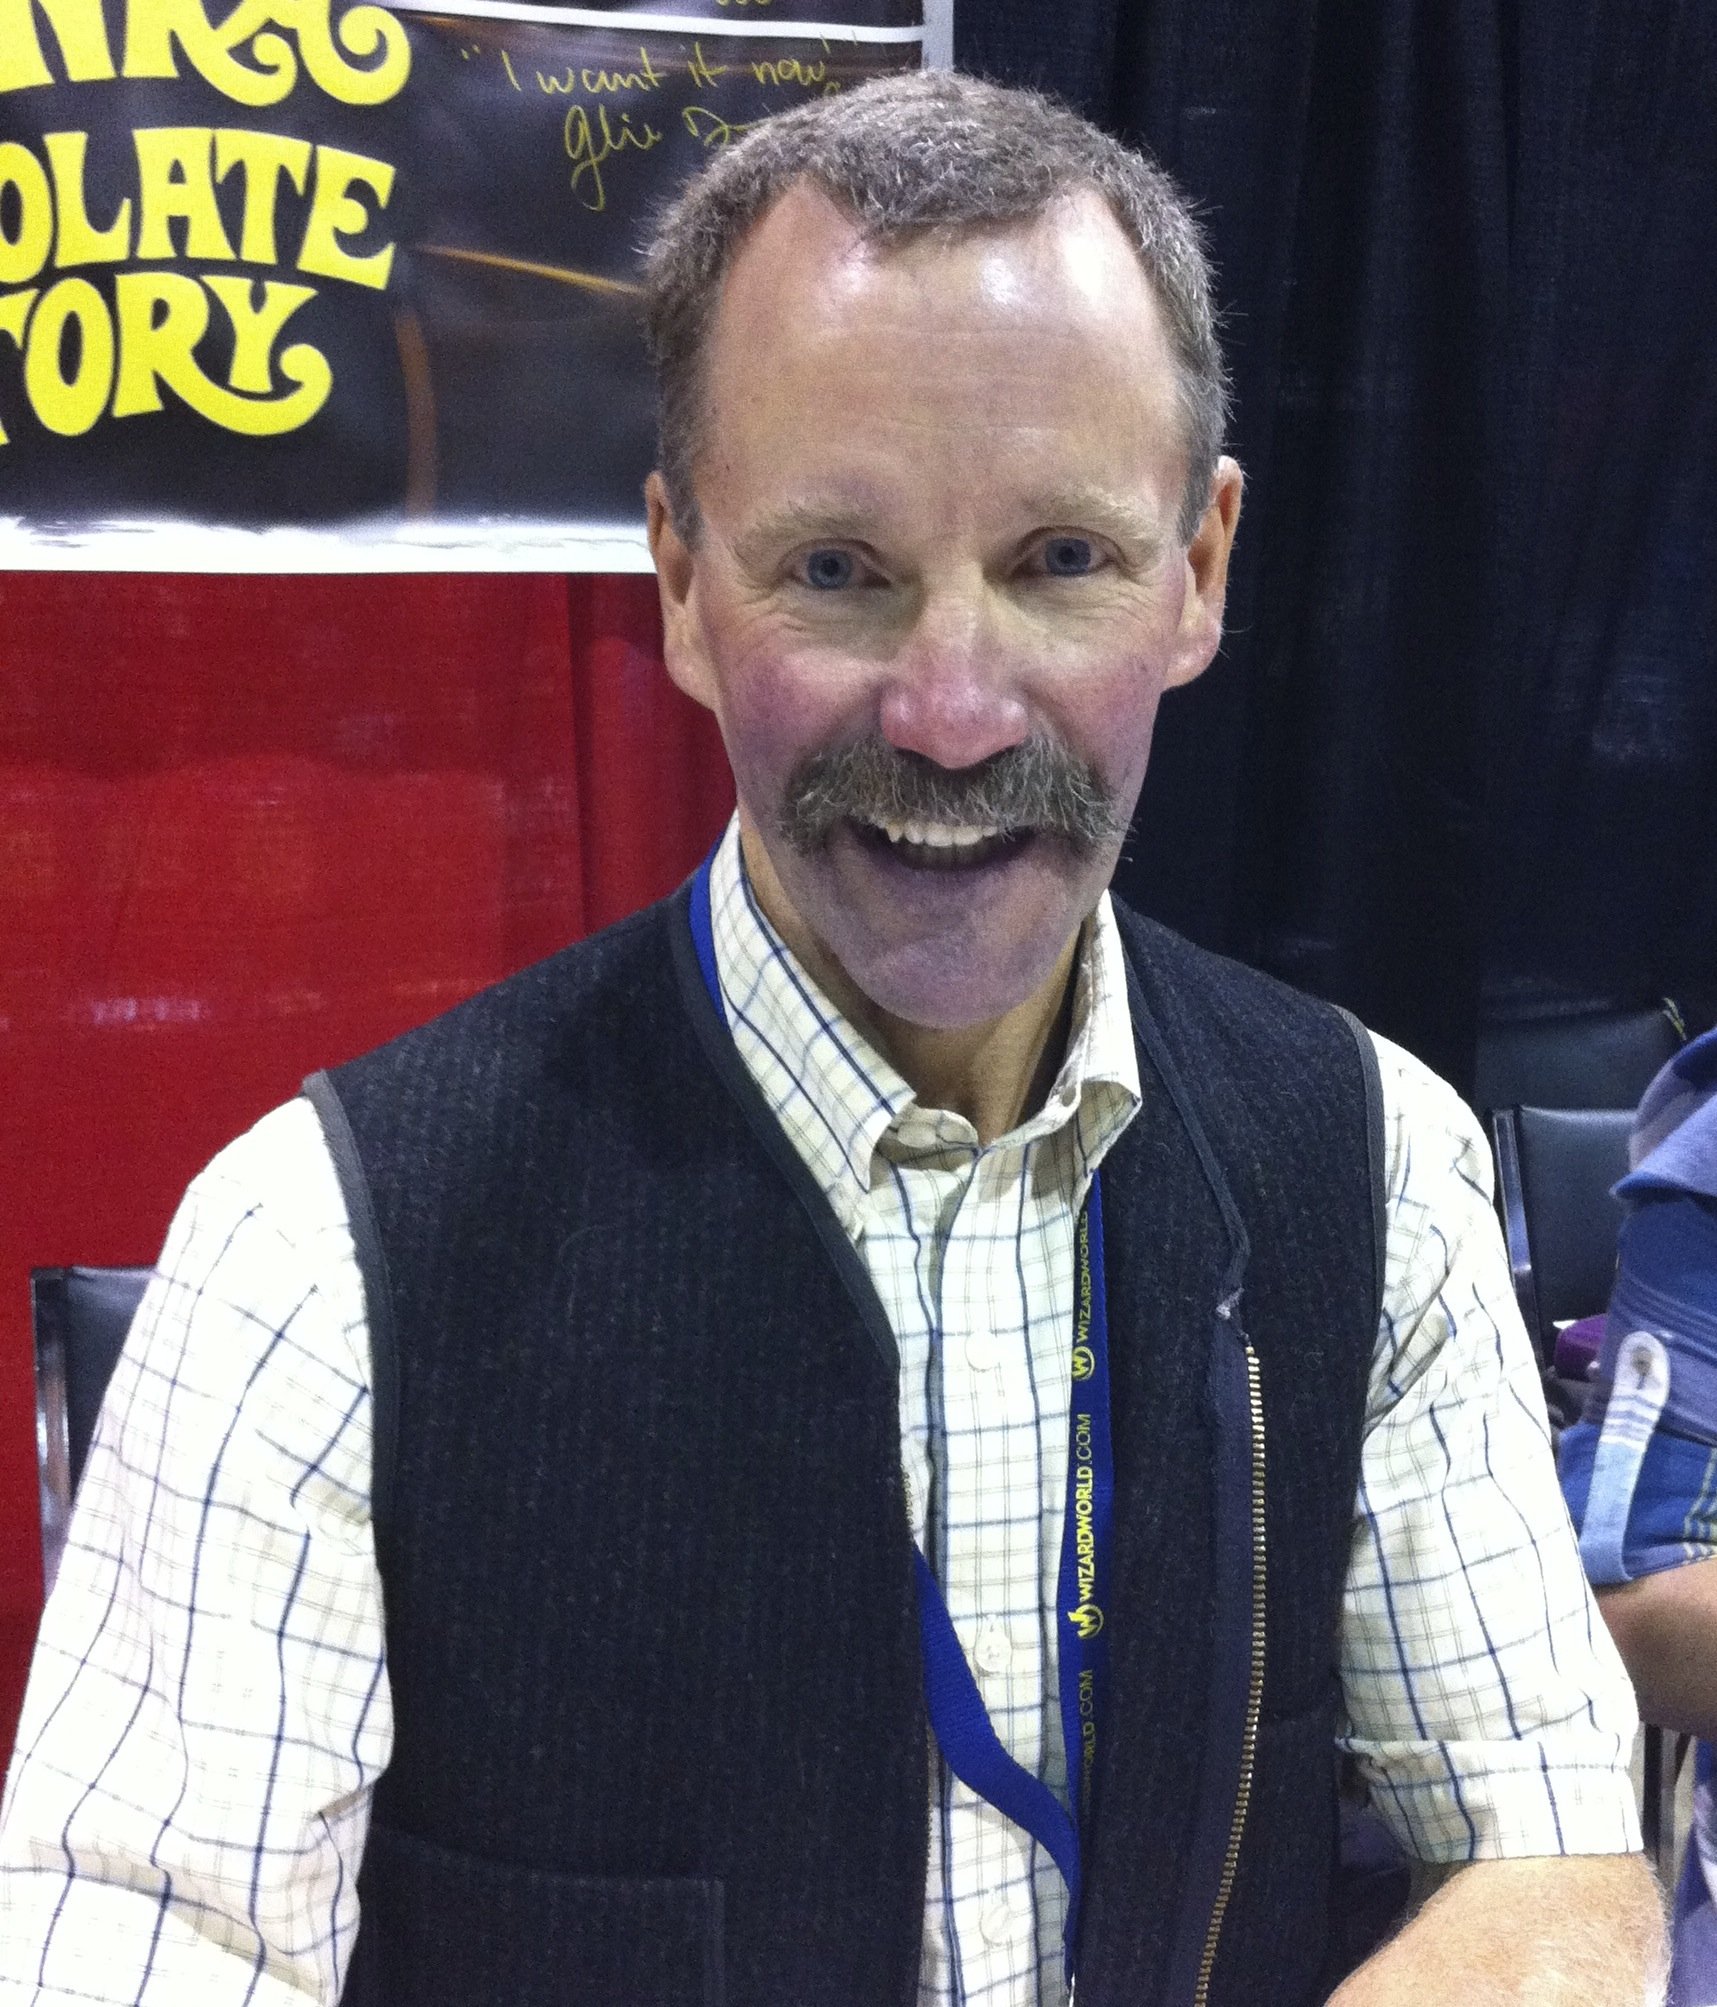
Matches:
[0,0,923,567]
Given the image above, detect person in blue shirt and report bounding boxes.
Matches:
[1562,1025,1717,2006]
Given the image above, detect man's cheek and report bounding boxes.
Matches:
[719,705,793,797]
[720,675,846,798]
[1080,687,1164,811]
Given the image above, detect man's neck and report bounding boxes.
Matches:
[868,969,1080,1145]
[738,826,1082,1148]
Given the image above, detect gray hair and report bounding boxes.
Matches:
[640,69,1229,545]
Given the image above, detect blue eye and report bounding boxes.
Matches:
[1042,536,1098,576]
[802,548,856,590]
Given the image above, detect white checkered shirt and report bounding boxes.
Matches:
[1,817,1640,2006]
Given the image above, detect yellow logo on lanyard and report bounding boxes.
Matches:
[1065,1409,1103,1638]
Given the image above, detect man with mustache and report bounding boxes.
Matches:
[1,72,1661,2007]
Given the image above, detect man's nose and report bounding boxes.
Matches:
[877,586,1031,771]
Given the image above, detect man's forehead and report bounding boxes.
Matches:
[704,181,1179,431]
[686,177,1192,548]
[720,178,1149,314]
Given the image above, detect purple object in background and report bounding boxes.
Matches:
[1554,1314,1607,1382]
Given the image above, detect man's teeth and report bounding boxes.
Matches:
[877,818,1003,849]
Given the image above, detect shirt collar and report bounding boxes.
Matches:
[708,817,1142,1235]
[1619,1025,1717,1203]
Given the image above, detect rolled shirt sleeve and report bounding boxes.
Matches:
[0,1098,386,2007]
[1338,1036,1642,1862]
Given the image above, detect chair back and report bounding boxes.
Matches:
[1489,1107,1634,1362]
[32,1264,152,1590]
[1473,1003,1683,1116]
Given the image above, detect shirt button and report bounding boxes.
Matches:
[974,1620,1013,1674]
[979,1896,1022,1946]
[964,1330,1001,1373]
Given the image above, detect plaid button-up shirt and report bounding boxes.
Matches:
[1,817,1640,2007]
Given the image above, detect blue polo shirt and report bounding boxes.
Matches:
[1559,1025,1717,2007]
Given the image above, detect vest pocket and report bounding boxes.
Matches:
[353,1820,725,2006]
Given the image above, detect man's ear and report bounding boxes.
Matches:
[1164,455,1244,691]
[645,470,718,709]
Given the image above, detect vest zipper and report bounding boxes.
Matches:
[1190,1339,1267,2007]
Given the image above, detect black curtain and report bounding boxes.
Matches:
[958,0,1717,1090]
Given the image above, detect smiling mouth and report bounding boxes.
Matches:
[850,816,1029,871]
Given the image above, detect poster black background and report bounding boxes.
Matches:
[0,2,917,530]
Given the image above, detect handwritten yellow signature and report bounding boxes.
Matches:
[564,102,663,210]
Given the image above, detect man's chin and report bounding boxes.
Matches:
[832,933,1077,1035]
[750,814,1110,1031]
[803,866,1091,1033]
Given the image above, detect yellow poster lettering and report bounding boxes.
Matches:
[111,268,330,432]
[685,41,727,90]
[296,145,393,289]
[0,0,116,94]
[122,0,410,110]
[0,143,54,287]
[563,104,661,213]
[681,105,758,152]
[134,128,236,262]
[204,273,314,392]
[110,267,206,414]
[750,57,825,87]
[123,0,293,104]
[44,132,133,266]
[282,0,410,107]
[214,128,311,266]
[580,45,664,93]
[23,274,113,433]
[0,288,38,444]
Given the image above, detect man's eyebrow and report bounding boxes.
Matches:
[740,500,882,547]
[730,490,1172,566]
[730,499,884,569]
[1015,489,1167,554]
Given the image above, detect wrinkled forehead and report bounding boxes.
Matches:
[709,179,1169,365]
[694,183,1189,529]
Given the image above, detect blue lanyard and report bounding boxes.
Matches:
[914,1180,1114,1981]
[687,854,1114,1981]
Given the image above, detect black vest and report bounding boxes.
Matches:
[311,888,1385,2007]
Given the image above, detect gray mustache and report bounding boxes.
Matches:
[779,737,1126,854]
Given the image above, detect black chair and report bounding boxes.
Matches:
[32,1264,153,1592]
[1488,1106,1635,1369]
[1473,1001,1686,1117]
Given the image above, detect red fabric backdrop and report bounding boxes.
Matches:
[0,571,733,1756]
